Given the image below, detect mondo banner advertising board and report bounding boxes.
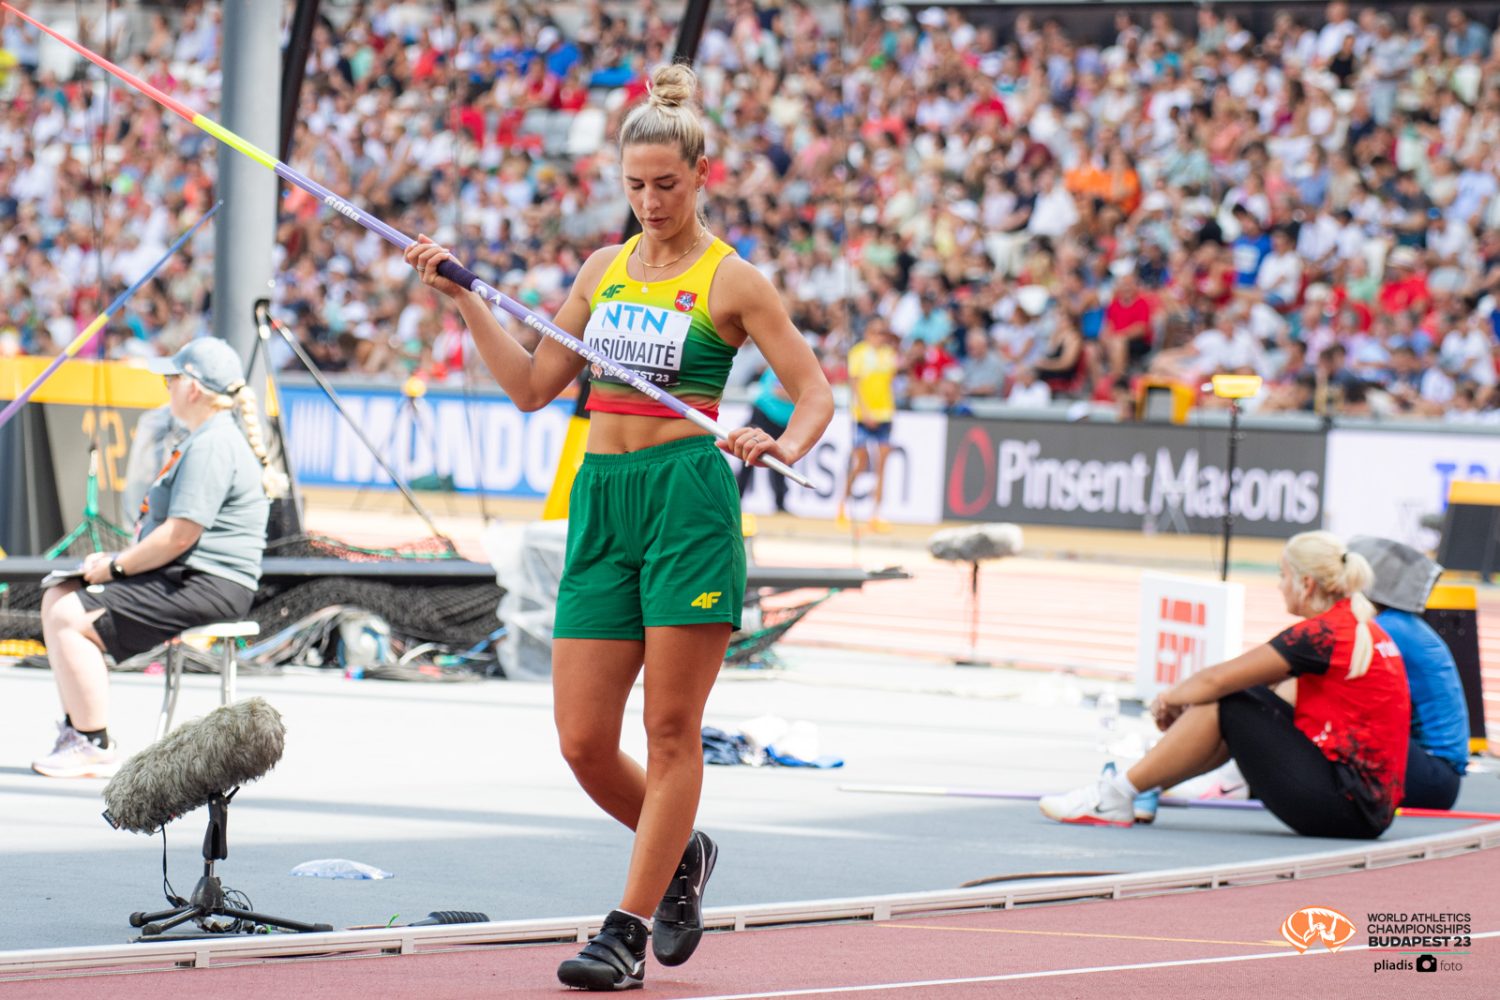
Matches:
[942,418,1325,538]
[281,384,573,498]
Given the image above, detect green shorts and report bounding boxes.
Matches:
[554,435,746,640]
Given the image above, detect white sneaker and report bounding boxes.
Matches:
[1039,777,1134,827]
[1169,759,1249,801]
[31,722,121,779]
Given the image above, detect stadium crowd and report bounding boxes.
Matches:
[0,1,849,387]
[841,1,1500,421]
[3,1,1500,423]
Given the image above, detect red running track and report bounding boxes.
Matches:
[4,847,1494,999]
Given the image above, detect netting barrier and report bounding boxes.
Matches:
[0,530,504,678]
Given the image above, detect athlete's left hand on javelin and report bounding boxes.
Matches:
[406,235,468,300]
[720,426,788,468]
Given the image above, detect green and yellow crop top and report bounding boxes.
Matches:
[584,233,738,419]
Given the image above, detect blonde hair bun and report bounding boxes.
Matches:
[621,63,707,164]
[648,63,698,110]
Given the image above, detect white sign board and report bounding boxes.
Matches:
[1136,572,1246,702]
[1325,428,1500,549]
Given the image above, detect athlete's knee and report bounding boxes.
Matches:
[642,713,701,765]
[556,726,616,774]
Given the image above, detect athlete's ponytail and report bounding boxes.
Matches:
[1283,531,1376,679]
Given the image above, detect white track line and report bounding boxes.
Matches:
[671,930,1500,1000]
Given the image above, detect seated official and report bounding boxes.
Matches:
[32,338,285,778]
[1348,536,1469,810]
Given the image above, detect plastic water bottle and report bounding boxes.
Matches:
[290,858,394,880]
[1096,688,1120,751]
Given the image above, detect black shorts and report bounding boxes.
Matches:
[76,565,255,661]
[1401,740,1462,810]
[1218,687,1392,840]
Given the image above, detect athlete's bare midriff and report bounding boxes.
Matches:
[586,410,714,454]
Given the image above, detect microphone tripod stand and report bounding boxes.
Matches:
[130,788,332,939]
[954,560,985,666]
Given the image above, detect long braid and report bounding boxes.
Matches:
[232,387,289,498]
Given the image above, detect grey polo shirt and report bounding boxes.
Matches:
[138,410,268,592]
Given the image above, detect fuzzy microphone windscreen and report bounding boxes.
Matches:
[103,697,286,834]
[928,523,1024,562]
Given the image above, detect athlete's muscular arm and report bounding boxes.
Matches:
[406,235,598,411]
[713,256,833,467]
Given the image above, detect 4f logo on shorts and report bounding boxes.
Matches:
[674,290,697,312]
[691,592,722,609]
[600,283,626,299]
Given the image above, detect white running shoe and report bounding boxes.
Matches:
[31,722,121,779]
[1170,759,1249,801]
[1039,777,1134,827]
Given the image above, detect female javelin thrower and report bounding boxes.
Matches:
[408,64,833,991]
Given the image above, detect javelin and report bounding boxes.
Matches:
[841,783,1500,822]
[0,201,221,431]
[3,5,813,489]
[838,782,1265,811]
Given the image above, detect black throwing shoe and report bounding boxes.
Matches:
[652,829,718,966]
[557,910,648,991]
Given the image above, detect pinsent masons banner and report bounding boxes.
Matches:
[942,418,1325,538]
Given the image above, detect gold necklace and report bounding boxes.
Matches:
[635,228,707,276]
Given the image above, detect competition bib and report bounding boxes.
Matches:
[584,301,692,388]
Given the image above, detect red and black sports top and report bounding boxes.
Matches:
[1269,598,1411,824]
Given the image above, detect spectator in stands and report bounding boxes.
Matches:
[1150,306,1268,383]
[1256,226,1304,310]
[937,369,974,416]
[1032,315,1086,397]
[957,329,1004,397]
[1041,531,1410,838]
[1315,341,1361,401]
[1229,208,1272,291]
[901,335,960,400]
[1006,364,1052,408]
[1100,270,1155,380]
[1379,246,1432,315]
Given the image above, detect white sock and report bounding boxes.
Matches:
[619,909,653,932]
[1108,772,1139,799]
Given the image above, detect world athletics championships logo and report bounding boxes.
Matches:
[1281,906,1358,953]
